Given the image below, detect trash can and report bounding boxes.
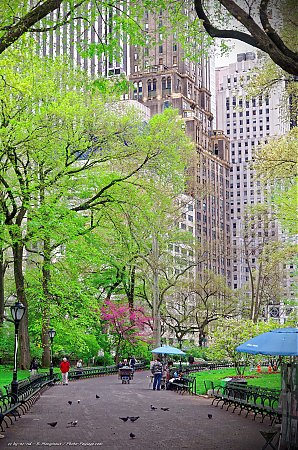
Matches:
[220,377,233,388]
[227,379,247,399]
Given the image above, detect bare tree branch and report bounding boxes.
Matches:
[193,0,298,75]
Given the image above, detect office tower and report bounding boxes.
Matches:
[34,4,129,77]
[216,52,294,320]
[129,10,231,283]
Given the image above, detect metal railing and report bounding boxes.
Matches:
[67,362,147,381]
[184,362,235,374]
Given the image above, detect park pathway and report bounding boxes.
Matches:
[0,370,275,450]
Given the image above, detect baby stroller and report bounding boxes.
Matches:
[119,367,133,384]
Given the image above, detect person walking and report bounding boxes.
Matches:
[151,357,163,391]
[60,357,70,385]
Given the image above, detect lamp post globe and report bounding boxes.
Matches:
[48,328,56,379]
[10,301,26,402]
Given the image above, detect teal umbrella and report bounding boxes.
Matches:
[236,327,298,356]
[151,345,185,355]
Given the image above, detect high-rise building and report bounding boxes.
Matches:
[129,11,231,283]
[216,52,294,319]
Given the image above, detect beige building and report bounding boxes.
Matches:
[129,11,231,284]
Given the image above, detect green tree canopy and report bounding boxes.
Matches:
[0,1,297,74]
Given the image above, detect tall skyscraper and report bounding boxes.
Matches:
[129,10,231,283]
[216,52,294,320]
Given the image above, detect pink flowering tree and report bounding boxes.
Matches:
[101,299,152,363]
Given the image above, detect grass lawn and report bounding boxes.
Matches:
[192,368,282,394]
[0,365,51,394]
[0,365,282,396]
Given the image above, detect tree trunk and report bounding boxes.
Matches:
[41,237,51,368]
[252,260,263,323]
[127,265,136,311]
[152,235,161,347]
[0,248,5,325]
[280,362,298,449]
[12,240,30,369]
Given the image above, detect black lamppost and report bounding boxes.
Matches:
[48,328,56,379]
[11,301,26,401]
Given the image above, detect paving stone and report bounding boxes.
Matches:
[1,370,275,450]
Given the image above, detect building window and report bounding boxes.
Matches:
[173,56,177,65]
[159,45,163,53]
[138,81,142,98]
[148,79,156,98]
[167,76,171,93]
[173,43,177,52]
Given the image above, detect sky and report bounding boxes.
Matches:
[215,40,256,68]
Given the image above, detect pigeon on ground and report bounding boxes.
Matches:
[67,420,78,427]
[129,416,140,422]
[68,401,72,405]
[129,433,136,439]
[150,405,157,410]
[96,395,100,398]
[47,422,58,427]
[119,417,129,422]
[161,407,169,411]
[208,414,212,419]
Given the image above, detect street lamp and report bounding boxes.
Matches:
[48,328,56,380]
[10,301,26,402]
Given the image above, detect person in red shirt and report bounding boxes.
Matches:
[60,357,70,385]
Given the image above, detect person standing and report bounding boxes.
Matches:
[60,357,70,385]
[129,356,136,371]
[30,358,39,376]
[76,359,83,375]
[151,357,163,391]
[188,355,194,365]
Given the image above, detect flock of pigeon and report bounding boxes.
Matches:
[47,394,213,441]
[47,395,100,429]
[118,405,172,439]
[46,396,174,440]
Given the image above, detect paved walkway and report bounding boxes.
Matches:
[0,371,276,450]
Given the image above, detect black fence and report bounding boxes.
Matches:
[184,362,235,374]
[65,362,147,382]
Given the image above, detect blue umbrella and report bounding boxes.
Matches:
[236,327,298,356]
[151,345,186,355]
